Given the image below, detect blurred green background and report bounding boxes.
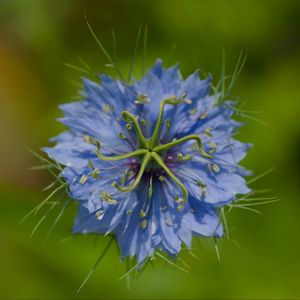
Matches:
[0,0,299,299]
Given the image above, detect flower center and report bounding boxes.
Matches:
[87,96,211,210]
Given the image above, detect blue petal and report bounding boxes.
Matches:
[183,202,223,237]
[149,59,182,95]
[98,75,135,113]
[177,165,251,206]
[73,203,117,234]
[181,71,211,100]
[152,182,182,255]
[42,136,95,168]
[133,71,164,120]
[149,59,163,77]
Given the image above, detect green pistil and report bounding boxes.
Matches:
[121,111,148,148]
[112,152,151,192]
[90,96,213,209]
[151,152,188,207]
[153,134,212,159]
[97,147,148,161]
[149,96,181,149]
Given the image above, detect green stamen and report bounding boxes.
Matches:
[118,133,126,140]
[166,119,172,132]
[87,160,94,170]
[177,153,193,161]
[159,175,165,182]
[90,168,100,179]
[148,174,153,199]
[125,123,132,130]
[101,191,118,204]
[79,174,88,185]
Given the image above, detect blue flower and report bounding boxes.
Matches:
[43,59,251,265]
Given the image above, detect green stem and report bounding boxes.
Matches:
[122,111,148,148]
[113,152,151,192]
[153,134,212,159]
[150,152,188,206]
[149,97,181,149]
[97,148,148,161]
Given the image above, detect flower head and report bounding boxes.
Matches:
[44,59,251,265]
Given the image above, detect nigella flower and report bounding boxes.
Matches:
[43,59,251,265]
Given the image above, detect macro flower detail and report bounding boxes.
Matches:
[43,59,251,265]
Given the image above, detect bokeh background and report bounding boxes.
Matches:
[0,0,299,299]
